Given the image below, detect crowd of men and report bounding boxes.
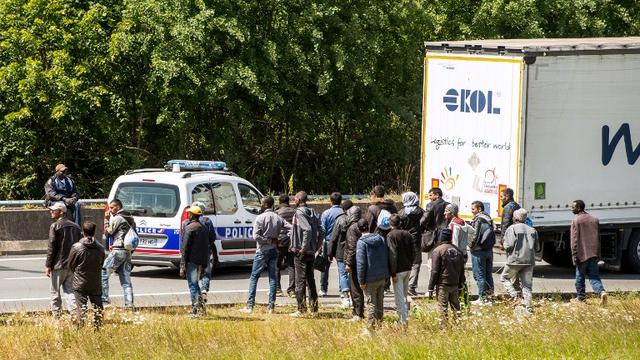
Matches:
[43,164,608,330]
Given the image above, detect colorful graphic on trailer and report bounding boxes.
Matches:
[422,54,523,220]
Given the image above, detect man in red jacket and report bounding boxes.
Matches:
[570,200,607,305]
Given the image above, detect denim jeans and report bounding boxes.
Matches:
[199,255,213,293]
[575,257,605,300]
[185,262,204,313]
[392,270,410,325]
[336,260,350,292]
[101,249,134,307]
[471,250,494,299]
[246,248,278,309]
[501,264,534,309]
[50,268,76,316]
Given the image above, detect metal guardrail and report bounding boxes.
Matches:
[0,195,370,207]
[0,199,108,207]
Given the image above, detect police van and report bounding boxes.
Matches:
[106,160,263,269]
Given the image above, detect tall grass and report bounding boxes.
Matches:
[1,294,639,359]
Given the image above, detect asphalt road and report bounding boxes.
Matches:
[1,253,639,313]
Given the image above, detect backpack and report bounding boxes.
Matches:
[124,227,140,251]
[452,223,475,255]
[376,208,392,231]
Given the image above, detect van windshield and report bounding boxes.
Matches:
[114,183,180,218]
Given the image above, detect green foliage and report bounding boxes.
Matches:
[0,0,638,198]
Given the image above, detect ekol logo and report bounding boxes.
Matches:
[443,89,501,114]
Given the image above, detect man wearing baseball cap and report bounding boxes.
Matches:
[180,205,213,317]
[44,163,80,223]
[45,201,82,318]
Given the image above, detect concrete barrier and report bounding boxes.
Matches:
[0,202,401,255]
[0,207,105,255]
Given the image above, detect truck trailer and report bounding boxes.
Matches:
[420,37,640,272]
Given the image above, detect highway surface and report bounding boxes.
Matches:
[1,253,638,313]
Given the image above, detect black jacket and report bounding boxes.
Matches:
[68,236,106,295]
[501,200,521,234]
[387,229,415,277]
[181,219,211,267]
[428,242,465,291]
[398,206,424,264]
[471,213,496,252]
[343,207,363,268]
[420,198,449,250]
[365,199,398,234]
[328,206,360,261]
[46,217,82,270]
[276,204,296,248]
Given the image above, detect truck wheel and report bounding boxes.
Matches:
[624,232,640,273]
[542,241,573,267]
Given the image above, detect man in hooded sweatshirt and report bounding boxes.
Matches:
[289,191,322,317]
[343,206,364,320]
[328,200,354,307]
[68,221,105,328]
[398,191,424,296]
[356,219,390,328]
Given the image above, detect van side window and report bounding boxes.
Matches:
[191,183,216,214]
[238,183,261,215]
[212,182,238,215]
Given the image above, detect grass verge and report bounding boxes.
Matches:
[1,294,639,359]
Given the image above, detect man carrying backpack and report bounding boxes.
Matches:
[101,199,136,309]
[289,191,323,317]
[420,187,449,291]
[328,200,354,308]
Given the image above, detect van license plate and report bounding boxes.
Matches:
[139,237,158,247]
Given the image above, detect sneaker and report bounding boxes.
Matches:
[471,299,490,306]
[340,298,351,308]
[319,290,327,297]
[201,292,208,304]
[600,292,608,306]
[407,289,418,297]
[289,311,304,318]
[349,315,363,322]
[276,289,284,297]
[287,291,296,298]
[239,307,253,314]
[570,297,586,304]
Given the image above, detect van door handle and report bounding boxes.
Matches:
[245,220,253,224]
[234,220,241,224]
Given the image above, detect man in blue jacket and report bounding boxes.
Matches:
[356,219,389,328]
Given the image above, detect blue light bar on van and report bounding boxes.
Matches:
[165,160,227,172]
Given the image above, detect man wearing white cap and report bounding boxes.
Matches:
[45,202,82,318]
[45,163,80,222]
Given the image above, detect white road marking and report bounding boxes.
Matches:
[3,276,47,280]
[0,257,46,262]
[0,289,268,303]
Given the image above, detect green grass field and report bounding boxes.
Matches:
[1,294,639,359]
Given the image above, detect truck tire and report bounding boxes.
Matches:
[624,232,640,273]
[542,241,573,267]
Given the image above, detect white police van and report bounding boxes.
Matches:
[107,160,263,269]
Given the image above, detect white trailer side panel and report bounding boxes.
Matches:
[523,54,640,226]
[421,54,524,220]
